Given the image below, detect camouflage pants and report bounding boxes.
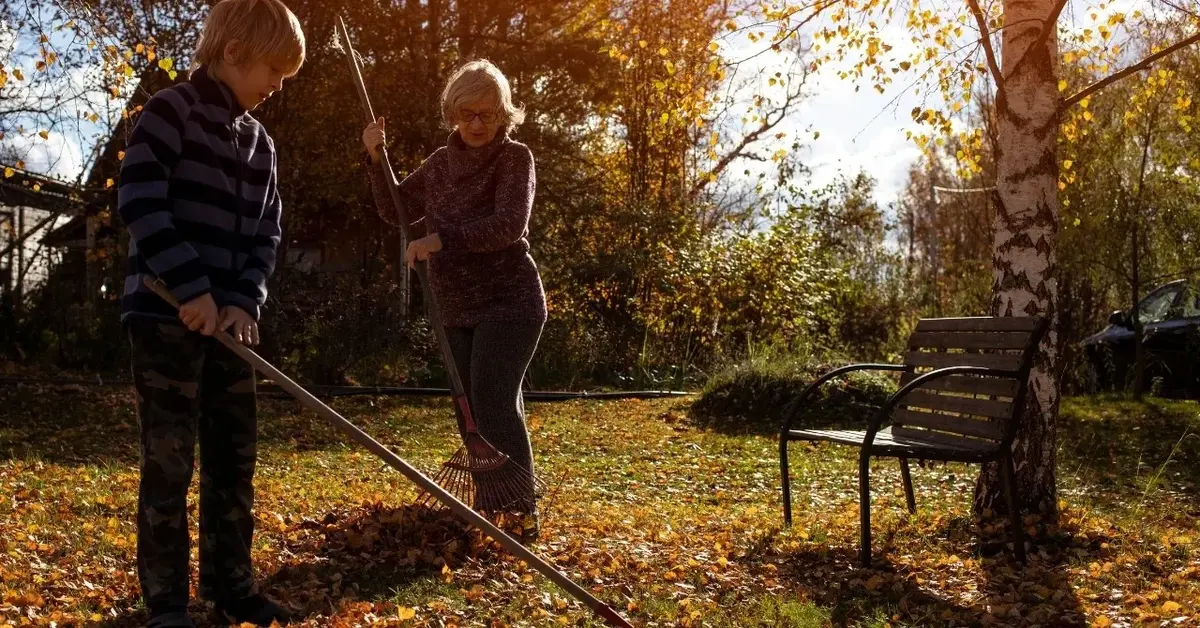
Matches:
[126,317,258,613]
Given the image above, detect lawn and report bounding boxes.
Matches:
[1,380,1198,627]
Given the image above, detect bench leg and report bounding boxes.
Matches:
[859,451,872,567]
[1001,455,1027,564]
[780,438,793,527]
[899,457,916,514]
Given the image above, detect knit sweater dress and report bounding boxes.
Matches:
[368,128,547,328]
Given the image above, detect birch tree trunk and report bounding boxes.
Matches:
[974,0,1062,518]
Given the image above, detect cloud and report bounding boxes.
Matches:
[6,129,85,181]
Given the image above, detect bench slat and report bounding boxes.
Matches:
[900,390,1014,419]
[899,372,1020,397]
[786,426,997,454]
[890,425,996,450]
[908,331,1032,351]
[904,351,1024,372]
[892,408,1005,440]
[915,317,1041,333]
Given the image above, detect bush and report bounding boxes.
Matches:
[692,347,897,433]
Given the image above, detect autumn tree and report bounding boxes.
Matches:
[745,1,1200,519]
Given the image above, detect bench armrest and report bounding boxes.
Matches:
[780,364,909,435]
[859,365,1024,451]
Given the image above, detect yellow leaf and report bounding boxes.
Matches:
[13,68,23,81]
[169,70,178,81]
[1063,160,1073,169]
[1091,617,1112,627]
[660,112,669,124]
[39,130,49,140]
[397,607,415,620]
[105,178,115,189]
[1161,601,1181,613]
[1058,79,1068,92]
[158,58,174,72]
[117,151,125,160]
[136,43,145,54]
[658,46,669,56]
[4,168,13,178]
[639,40,647,48]
[32,183,41,192]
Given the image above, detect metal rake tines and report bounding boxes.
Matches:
[417,451,549,514]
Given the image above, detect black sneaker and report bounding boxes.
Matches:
[145,608,195,628]
[214,593,291,627]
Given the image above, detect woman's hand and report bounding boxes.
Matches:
[362,116,386,164]
[406,233,443,268]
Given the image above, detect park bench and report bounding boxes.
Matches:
[779,316,1049,566]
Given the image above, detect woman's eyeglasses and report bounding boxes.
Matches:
[457,109,499,124]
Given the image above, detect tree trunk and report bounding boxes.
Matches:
[974,0,1062,519]
[1129,118,1154,400]
[1131,219,1144,400]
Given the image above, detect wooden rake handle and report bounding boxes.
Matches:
[142,278,634,627]
[333,16,485,436]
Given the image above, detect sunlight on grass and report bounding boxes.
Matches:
[2,385,1198,626]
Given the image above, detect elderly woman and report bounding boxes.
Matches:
[362,59,546,534]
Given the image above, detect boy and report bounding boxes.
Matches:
[117,1,304,626]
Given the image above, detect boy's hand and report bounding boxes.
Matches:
[218,306,260,346]
[363,116,386,164]
[406,233,443,268]
[179,293,219,336]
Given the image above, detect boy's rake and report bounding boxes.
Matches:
[331,17,550,516]
[143,278,633,628]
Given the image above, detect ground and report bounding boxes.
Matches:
[0,380,1198,627]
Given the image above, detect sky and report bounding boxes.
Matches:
[1,0,1175,209]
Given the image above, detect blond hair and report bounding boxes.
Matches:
[440,60,525,130]
[191,0,306,77]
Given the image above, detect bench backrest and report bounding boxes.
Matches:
[893,316,1048,451]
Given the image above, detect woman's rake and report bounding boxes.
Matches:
[331,17,548,515]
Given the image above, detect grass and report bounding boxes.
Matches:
[0,381,1198,627]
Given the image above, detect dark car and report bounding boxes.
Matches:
[1082,279,1200,397]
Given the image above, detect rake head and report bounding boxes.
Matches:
[417,433,552,515]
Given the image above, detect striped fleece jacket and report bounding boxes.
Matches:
[118,65,281,322]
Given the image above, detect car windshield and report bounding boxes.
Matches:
[1138,285,1181,324]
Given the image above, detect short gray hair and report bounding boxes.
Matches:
[440,59,525,130]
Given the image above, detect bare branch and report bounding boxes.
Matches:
[1062,31,1200,110]
[1153,0,1200,20]
[725,0,834,66]
[966,0,1006,102]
